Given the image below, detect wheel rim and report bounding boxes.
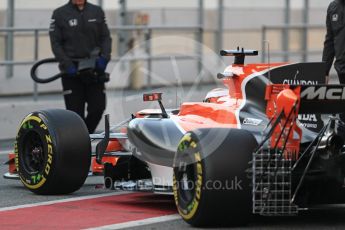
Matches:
[21,131,45,173]
[175,153,197,206]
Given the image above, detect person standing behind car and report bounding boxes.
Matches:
[322,0,345,135]
[322,0,345,84]
[49,0,112,133]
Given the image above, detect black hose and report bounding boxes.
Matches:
[30,58,63,84]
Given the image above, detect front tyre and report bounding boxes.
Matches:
[173,128,257,227]
[15,109,91,194]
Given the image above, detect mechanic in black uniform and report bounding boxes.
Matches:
[322,0,345,135]
[323,0,345,84]
[49,0,112,133]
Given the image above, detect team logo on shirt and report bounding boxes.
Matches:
[332,14,338,22]
[69,19,78,27]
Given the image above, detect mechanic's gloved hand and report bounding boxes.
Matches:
[66,65,78,77]
[96,56,108,73]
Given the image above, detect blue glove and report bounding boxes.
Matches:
[66,65,77,77]
[96,56,108,73]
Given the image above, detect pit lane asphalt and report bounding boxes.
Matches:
[0,153,117,208]
[4,150,345,229]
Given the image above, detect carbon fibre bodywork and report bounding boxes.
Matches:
[127,62,327,167]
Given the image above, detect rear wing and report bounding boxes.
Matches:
[220,49,258,57]
[298,84,345,114]
[220,48,258,65]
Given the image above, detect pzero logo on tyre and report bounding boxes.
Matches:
[15,113,53,190]
[173,133,203,220]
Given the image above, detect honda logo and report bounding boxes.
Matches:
[68,19,78,27]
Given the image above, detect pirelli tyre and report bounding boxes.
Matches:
[15,109,91,195]
[173,128,258,227]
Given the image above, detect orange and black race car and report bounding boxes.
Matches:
[4,49,345,227]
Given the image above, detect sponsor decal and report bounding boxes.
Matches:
[283,73,323,132]
[298,114,317,122]
[283,79,318,85]
[282,70,317,85]
[243,118,262,126]
[297,114,318,129]
[301,86,345,100]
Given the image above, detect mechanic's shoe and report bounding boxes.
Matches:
[5,152,16,172]
[3,153,19,180]
[3,172,20,180]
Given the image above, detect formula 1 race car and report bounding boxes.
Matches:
[6,49,345,227]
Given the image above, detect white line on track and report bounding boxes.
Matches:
[0,191,131,212]
[85,214,181,230]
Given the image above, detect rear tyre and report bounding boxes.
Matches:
[15,109,91,194]
[173,128,257,227]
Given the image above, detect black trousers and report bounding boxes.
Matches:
[338,73,345,84]
[61,76,106,134]
[335,74,345,138]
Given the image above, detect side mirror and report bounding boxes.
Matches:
[143,93,162,102]
[142,93,168,118]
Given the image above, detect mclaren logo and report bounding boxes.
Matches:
[301,86,345,100]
